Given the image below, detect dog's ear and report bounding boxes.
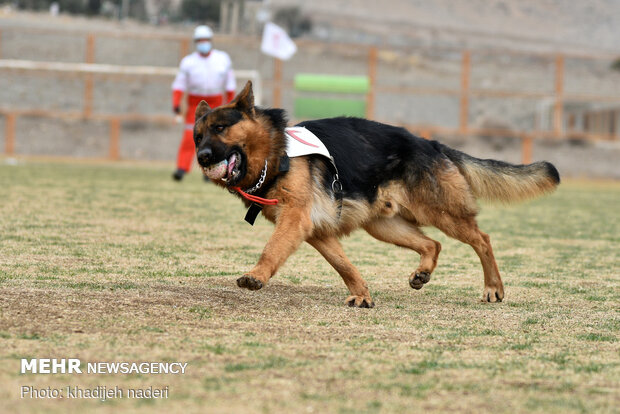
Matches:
[195,100,211,120]
[232,80,255,117]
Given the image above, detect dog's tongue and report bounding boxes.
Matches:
[204,160,228,180]
[227,153,237,177]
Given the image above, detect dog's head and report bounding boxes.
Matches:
[194,81,287,189]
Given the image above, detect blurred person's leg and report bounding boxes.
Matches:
[173,104,198,180]
[173,95,223,181]
[174,125,195,180]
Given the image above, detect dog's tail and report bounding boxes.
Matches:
[440,145,560,203]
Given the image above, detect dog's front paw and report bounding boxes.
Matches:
[345,295,375,308]
[237,275,264,291]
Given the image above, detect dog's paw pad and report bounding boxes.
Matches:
[345,296,375,308]
[237,275,263,291]
[409,271,431,290]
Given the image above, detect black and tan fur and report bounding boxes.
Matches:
[193,81,560,307]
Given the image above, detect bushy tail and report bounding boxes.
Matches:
[441,146,560,203]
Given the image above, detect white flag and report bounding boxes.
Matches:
[261,22,297,60]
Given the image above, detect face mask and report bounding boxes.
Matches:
[196,42,212,54]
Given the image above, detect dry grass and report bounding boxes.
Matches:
[0,160,618,413]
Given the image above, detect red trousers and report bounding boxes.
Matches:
[176,94,224,172]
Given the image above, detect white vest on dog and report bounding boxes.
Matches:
[243,126,343,225]
[284,126,342,194]
[285,127,333,161]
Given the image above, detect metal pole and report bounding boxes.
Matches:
[273,58,282,108]
[109,118,121,160]
[84,34,95,117]
[179,38,190,61]
[553,54,564,137]
[5,113,16,155]
[85,34,95,63]
[521,134,533,164]
[459,50,471,134]
[366,47,377,119]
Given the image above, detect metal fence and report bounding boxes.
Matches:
[1,26,619,163]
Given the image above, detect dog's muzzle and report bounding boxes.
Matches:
[201,152,241,182]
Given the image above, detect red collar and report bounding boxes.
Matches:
[231,161,278,205]
[232,187,278,205]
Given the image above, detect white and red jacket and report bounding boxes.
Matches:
[172,50,236,119]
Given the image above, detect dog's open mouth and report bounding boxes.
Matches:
[201,152,242,183]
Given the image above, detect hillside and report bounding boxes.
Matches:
[273,0,620,53]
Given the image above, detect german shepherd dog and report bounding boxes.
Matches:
[194,81,560,307]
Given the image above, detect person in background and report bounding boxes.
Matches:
[171,25,236,181]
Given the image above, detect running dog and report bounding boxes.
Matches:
[193,81,560,307]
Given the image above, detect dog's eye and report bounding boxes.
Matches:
[213,125,226,133]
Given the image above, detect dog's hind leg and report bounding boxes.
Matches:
[432,214,504,303]
[363,216,441,290]
[307,236,374,308]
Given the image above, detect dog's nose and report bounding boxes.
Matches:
[197,148,212,166]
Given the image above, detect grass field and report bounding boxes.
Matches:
[0,160,618,413]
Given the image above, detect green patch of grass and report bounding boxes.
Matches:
[431,326,504,340]
[346,336,375,347]
[43,333,68,345]
[400,360,440,375]
[540,352,571,368]
[202,376,224,391]
[520,281,553,289]
[562,286,589,295]
[480,328,504,336]
[374,379,438,398]
[188,305,213,320]
[243,341,266,348]
[201,344,227,355]
[284,274,303,284]
[577,333,617,342]
[224,356,288,372]
[573,363,605,373]
[300,392,331,401]
[510,342,534,351]
[62,281,138,291]
[203,270,236,277]
[506,301,538,310]
[0,271,15,283]
[35,275,59,281]
[603,319,620,331]
[18,333,41,340]
[129,326,165,334]
[525,396,588,413]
